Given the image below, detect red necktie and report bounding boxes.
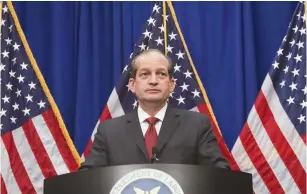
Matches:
[144,117,159,160]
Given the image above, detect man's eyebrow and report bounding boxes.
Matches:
[138,68,149,71]
[156,68,167,71]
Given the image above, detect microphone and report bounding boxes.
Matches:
[151,147,159,164]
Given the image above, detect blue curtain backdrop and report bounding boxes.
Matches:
[12,1,297,155]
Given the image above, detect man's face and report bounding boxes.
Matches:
[128,52,175,105]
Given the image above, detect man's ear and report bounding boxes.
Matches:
[128,78,136,93]
[170,77,175,92]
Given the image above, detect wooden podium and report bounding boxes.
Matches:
[44,164,253,194]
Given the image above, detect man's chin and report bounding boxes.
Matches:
[144,99,163,102]
[142,97,166,103]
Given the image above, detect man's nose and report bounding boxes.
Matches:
[149,74,158,85]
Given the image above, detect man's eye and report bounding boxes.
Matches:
[140,73,147,76]
[158,72,167,76]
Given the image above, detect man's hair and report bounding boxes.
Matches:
[129,49,174,78]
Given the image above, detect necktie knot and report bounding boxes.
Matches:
[145,117,159,125]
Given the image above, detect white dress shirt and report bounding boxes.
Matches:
[138,103,168,136]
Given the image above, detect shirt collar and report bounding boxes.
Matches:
[138,102,168,123]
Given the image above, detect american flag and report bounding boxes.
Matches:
[0,2,81,194]
[231,2,306,194]
[82,1,238,169]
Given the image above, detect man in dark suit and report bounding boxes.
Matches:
[81,49,230,169]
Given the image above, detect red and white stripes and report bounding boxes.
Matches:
[232,75,306,194]
[1,109,78,194]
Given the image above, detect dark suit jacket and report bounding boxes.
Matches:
[80,106,230,169]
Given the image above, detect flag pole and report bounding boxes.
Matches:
[0,2,2,31]
[305,3,307,139]
[305,2,307,81]
[0,1,2,34]
[0,1,2,129]
[163,1,168,55]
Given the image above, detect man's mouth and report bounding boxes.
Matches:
[146,89,160,93]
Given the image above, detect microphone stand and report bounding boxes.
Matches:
[151,147,159,164]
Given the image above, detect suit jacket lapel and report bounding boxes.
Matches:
[157,107,180,153]
[126,110,149,161]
